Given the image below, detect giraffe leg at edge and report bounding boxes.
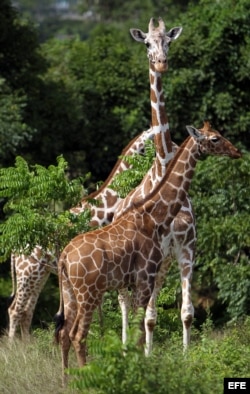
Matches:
[118,288,131,344]
[144,256,172,356]
[8,308,20,340]
[19,286,48,340]
[70,295,102,368]
[59,325,72,387]
[144,297,157,356]
[180,261,194,349]
[8,295,28,339]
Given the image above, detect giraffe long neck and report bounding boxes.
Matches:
[112,67,174,218]
[82,133,146,201]
[73,129,155,214]
[129,136,199,224]
[150,64,173,173]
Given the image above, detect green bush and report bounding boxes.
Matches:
[0,155,91,261]
[68,316,250,394]
[190,150,250,321]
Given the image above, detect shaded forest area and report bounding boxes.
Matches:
[0,0,249,335]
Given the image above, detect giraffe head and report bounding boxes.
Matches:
[130,17,182,73]
[186,121,242,159]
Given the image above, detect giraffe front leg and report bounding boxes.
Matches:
[118,288,131,344]
[144,294,157,356]
[144,256,172,356]
[180,260,194,349]
[132,274,158,353]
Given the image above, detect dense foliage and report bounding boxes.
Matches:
[37,28,150,181]
[190,149,250,321]
[1,0,249,180]
[0,0,45,164]
[168,0,250,147]
[68,317,250,393]
[0,0,249,334]
[2,316,249,394]
[0,155,91,262]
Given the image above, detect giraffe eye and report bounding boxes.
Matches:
[211,137,219,143]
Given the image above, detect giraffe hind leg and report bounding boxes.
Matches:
[20,311,31,340]
[8,293,29,339]
[59,323,72,387]
[70,293,103,367]
[7,293,15,308]
[8,302,20,340]
[70,312,91,367]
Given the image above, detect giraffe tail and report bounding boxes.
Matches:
[54,310,65,344]
[8,254,16,307]
[54,255,65,344]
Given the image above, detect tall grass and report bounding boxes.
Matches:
[0,328,77,394]
[0,317,250,394]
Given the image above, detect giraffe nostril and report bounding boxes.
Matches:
[158,58,167,64]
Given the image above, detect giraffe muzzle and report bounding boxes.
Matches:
[154,61,168,73]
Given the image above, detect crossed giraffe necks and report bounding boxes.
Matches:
[56,125,241,373]
[7,128,155,339]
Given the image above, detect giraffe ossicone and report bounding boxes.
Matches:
[130,17,182,74]
[55,123,241,379]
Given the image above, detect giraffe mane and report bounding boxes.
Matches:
[120,136,191,215]
[84,133,144,200]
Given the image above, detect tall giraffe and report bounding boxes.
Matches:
[115,18,196,352]
[55,123,241,378]
[8,128,156,340]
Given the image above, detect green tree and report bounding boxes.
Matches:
[78,0,192,23]
[0,155,91,262]
[166,0,250,149]
[1,0,249,330]
[0,78,35,164]
[189,149,250,321]
[0,1,46,91]
[38,25,150,182]
[31,0,250,182]
[0,0,47,166]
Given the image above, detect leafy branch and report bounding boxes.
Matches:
[0,155,91,262]
[110,138,155,197]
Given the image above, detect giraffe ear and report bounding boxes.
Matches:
[166,26,183,41]
[186,125,205,141]
[130,28,147,43]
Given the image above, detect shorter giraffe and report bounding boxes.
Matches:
[55,124,241,378]
[8,128,156,339]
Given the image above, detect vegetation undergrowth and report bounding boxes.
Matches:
[67,315,250,394]
[2,315,248,394]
